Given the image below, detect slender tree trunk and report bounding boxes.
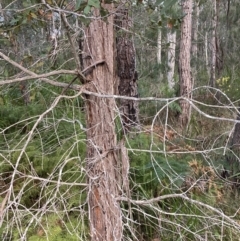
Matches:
[226,109,240,182]
[157,25,162,65]
[191,1,199,62]
[167,22,176,90]
[215,0,223,77]
[210,0,217,87]
[179,0,193,127]
[82,4,123,241]
[115,6,139,132]
[0,3,4,26]
[205,30,210,78]
[190,1,199,96]
[231,110,240,150]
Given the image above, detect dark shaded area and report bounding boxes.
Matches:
[115,7,139,133]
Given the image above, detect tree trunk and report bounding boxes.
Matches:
[82,4,123,241]
[191,1,199,62]
[157,23,162,65]
[204,29,210,78]
[226,109,240,182]
[179,0,193,127]
[215,0,223,77]
[115,6,139,133]
[231,111,240,150]
[210,0,217,87]
[167,22,176,90]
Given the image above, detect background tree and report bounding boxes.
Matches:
[166,3,178,90]
[191,0,199,60]
[115,6,139,132]
[210,0,217,87]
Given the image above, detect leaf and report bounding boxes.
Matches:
[46,0,53,4]
[22,1,31,8]
[156,0,164,5]
[88,0,100,8]
[75,0,82,10]
[30,12,38,19]
[84,5,91,15]
[9,19,17,25]
[164,0,178,9]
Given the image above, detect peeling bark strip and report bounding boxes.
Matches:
[82,4,123,241]
[115,7,139,132]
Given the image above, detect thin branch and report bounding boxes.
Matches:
[61,12,81,72]
[0,50,104,86]
[0,70,77,85]
[23,174,87,187]
[9,90,84,203]
[118,193,240,230]
[0,51,37,77]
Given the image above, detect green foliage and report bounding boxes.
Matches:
[128,132,190,198]
[26,214,86,241]
[216,73,240,101]
[75,0,100,14]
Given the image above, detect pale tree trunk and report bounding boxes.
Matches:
[157,14,162,84]
[115,6,139,133]
[167,22,176,90]
[179,0,193,127]
[210,0,217,87]
[82,4,124,241]
[205,29,210,78]
[157,26,162,64]
[0,3,4,27]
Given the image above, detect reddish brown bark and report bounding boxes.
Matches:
[82,4,123,241]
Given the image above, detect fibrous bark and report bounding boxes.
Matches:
[82,4,124,241]
[179,0,193,127]
[115,6,139,133]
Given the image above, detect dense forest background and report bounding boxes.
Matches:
[1,0,240,240]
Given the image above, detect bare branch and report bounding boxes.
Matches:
[0,50,105,87]
[118,193,240,230]
[0,51,37,77]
